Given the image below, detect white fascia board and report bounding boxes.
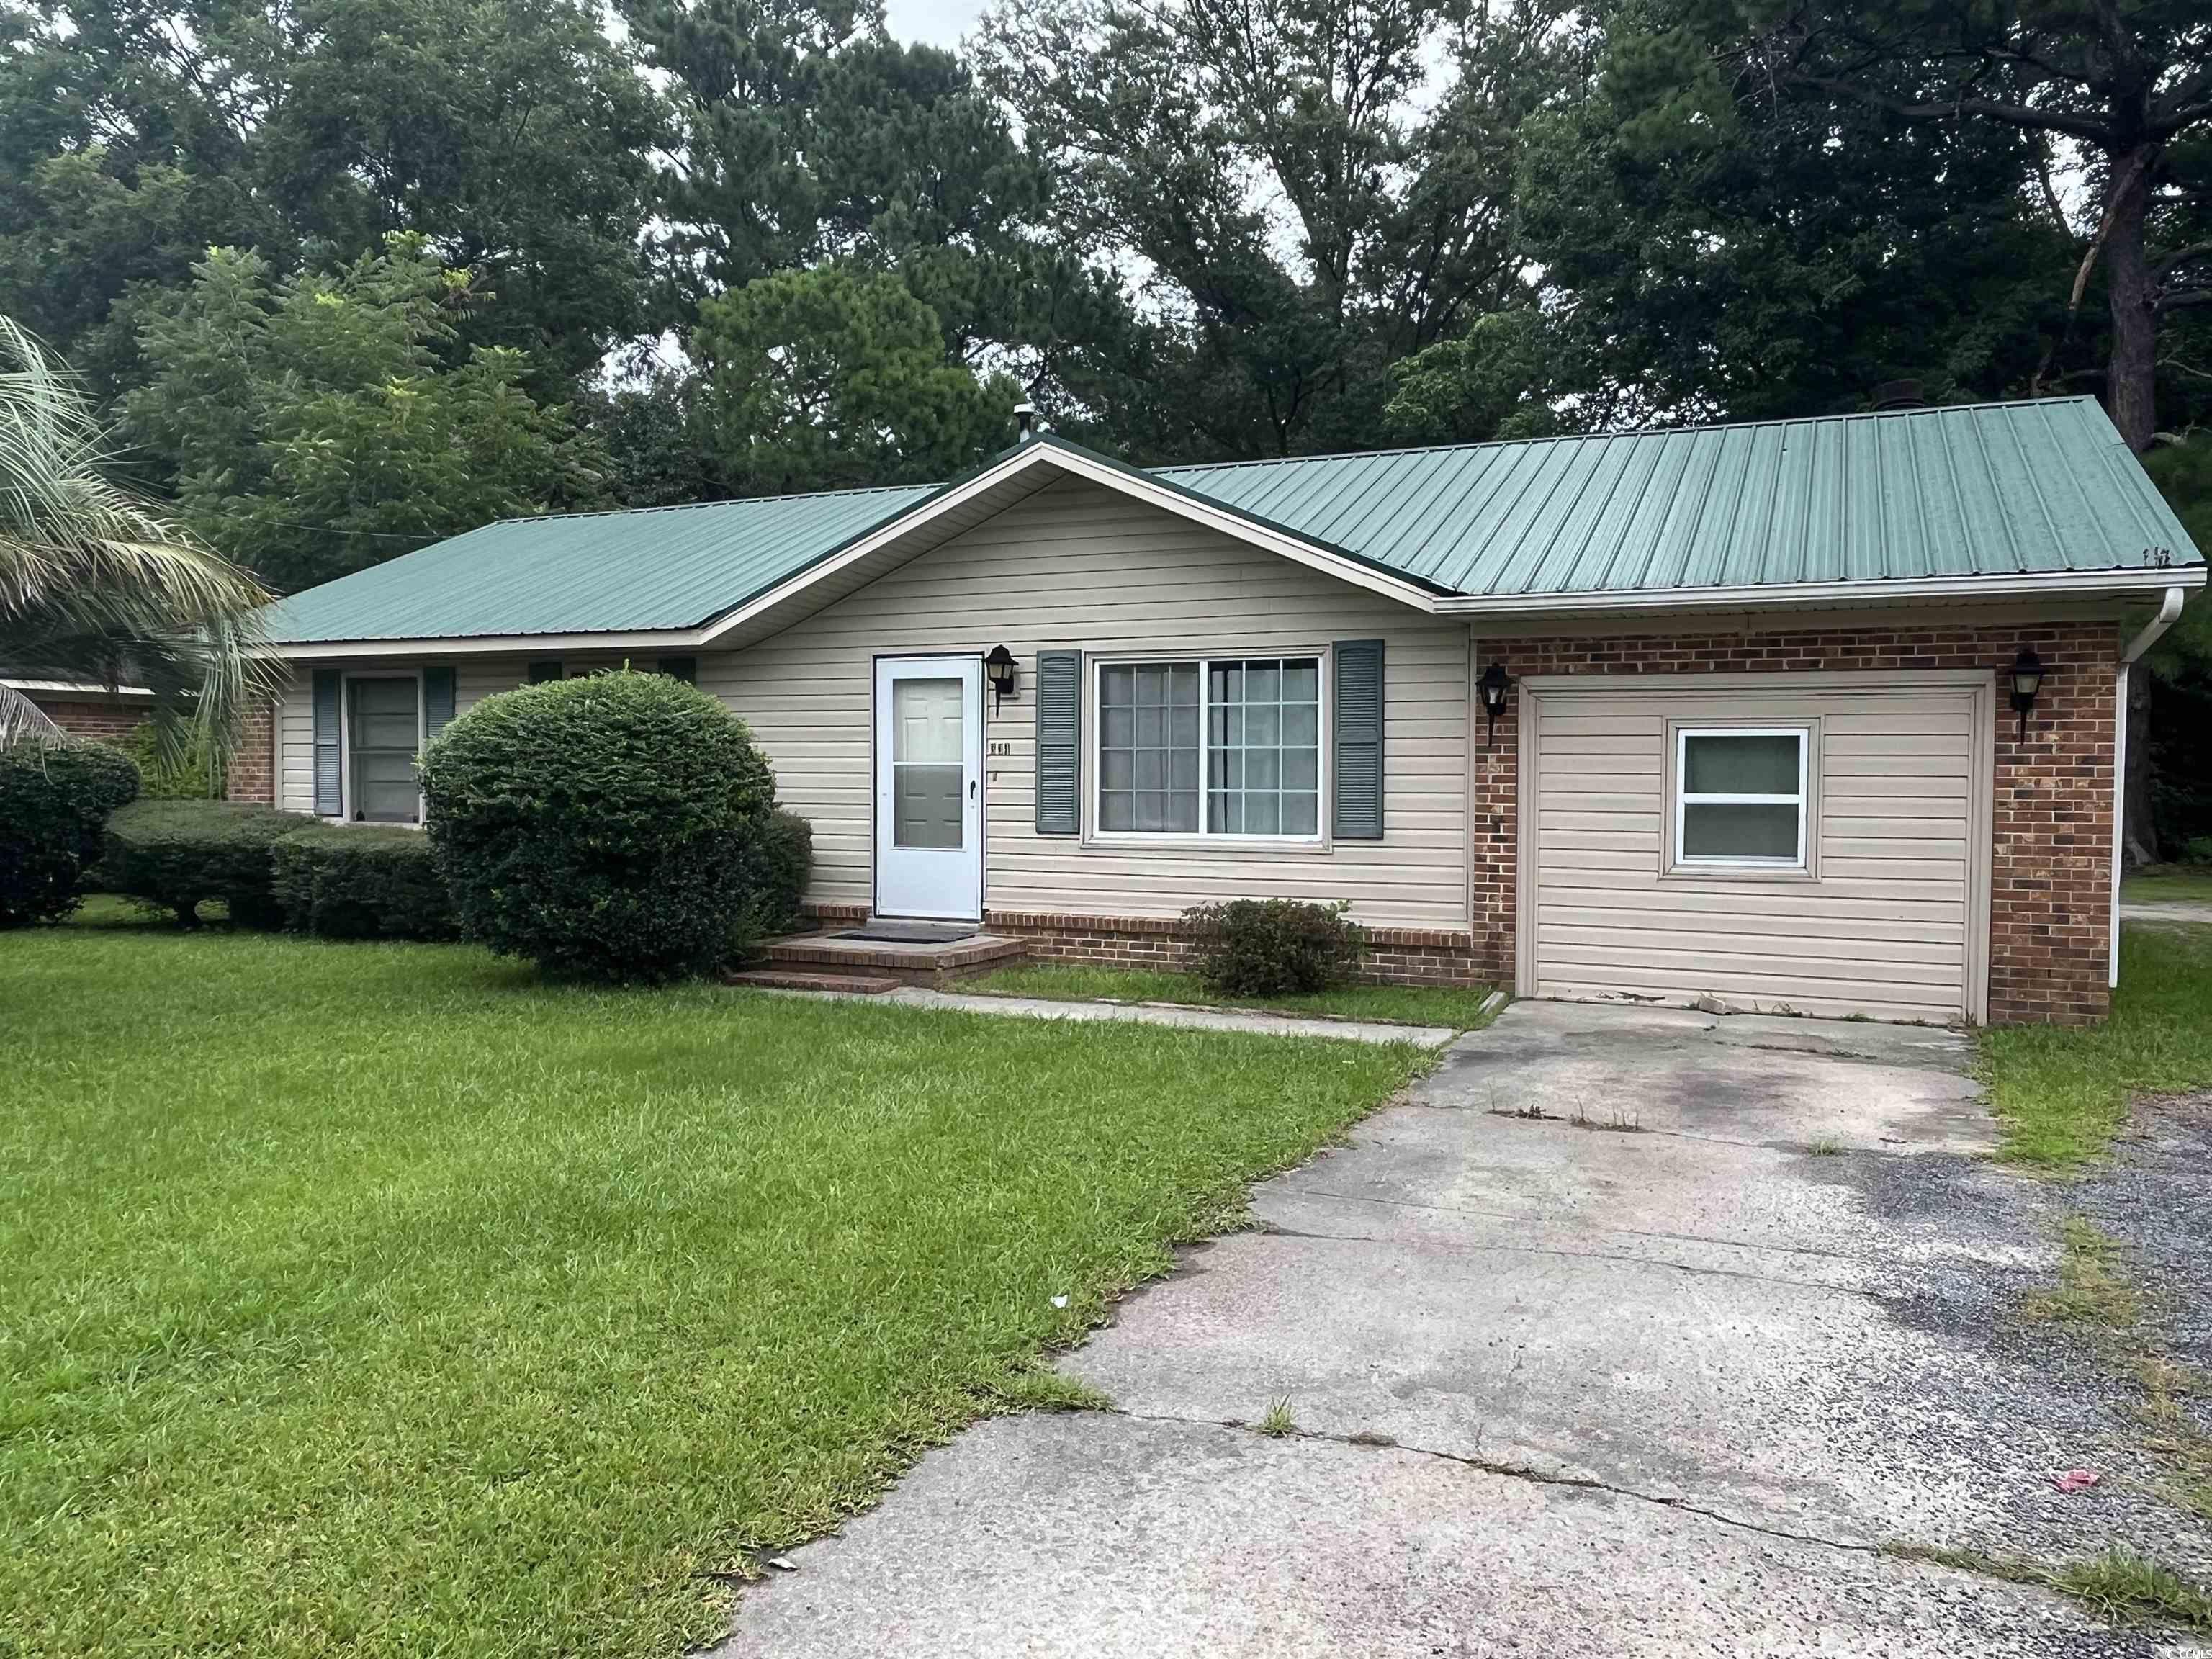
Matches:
[265,629,711,660]
[3,678,157,696]
[1435,565,2208,618]
[692,441,1444,647]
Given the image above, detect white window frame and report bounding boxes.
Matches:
[1672,725,1809,870]
[1086,651,1330,846]
[338,669,427,826]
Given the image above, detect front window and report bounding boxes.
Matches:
[348,677,421,823]
[1096,655,1322,838]
[1674,727,1806,866]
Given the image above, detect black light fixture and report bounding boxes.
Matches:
[984,644,1019,713]
[2008,647,2045,741]
[1478,660,1514,740]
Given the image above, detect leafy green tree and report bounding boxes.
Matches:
[125,237,606,593]
[982,0,1577,458]
[0,0,663,403]
[1413,7,2076,433]
[691,263,1018,494]
[0,316,271,754]
[1730,0,2212,452]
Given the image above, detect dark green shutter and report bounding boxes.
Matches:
[1332,640,1384,840]
[1034,651,1081,835]
[657,655,697,685]
[422,667,456,739]
[527,660,562,684]
[312,669,342,816]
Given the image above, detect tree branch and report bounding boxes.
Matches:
[2157,243,2212,277]
[1796,73,2119,147]
[2069,147,2153,316]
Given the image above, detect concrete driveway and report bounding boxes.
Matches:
[719,1002,2210,1658]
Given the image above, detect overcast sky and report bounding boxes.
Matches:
[883,0,987,48]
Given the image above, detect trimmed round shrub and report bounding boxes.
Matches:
[1183,897,1366,996]
[419,671,775,982]
[0,742,142,925]
[737,807,813,938]
[104,799,301,927]
[271,823,457,940]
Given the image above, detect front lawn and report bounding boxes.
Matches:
[1979,924,2212,1169]
[2123,866,2212,907]
[1,909,1429,1658]
[963,960,1498,1029]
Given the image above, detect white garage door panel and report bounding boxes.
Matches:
[1522,673,1992,1023]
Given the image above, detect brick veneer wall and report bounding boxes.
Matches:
[1469,621,2118,1025]
[796,900,1486,986]
[224,698,276,805]
[986,910,1485,986]
[27,695,142,744]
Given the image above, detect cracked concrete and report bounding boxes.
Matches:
[717,1001,2212,1657]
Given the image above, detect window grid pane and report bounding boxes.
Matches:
[1677,730,1804,863]
[1205,657,1321,839]
[349,678,420,823]
[1099,662,1199,834]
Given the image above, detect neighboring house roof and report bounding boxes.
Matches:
[266,396,2204,651]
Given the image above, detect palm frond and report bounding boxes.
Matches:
[0,316,276,760]
[0,680,67,749]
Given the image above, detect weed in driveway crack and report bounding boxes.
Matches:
[1884,1542,2212,1632]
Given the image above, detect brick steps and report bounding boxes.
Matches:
[763,930,1025,988]
[726,967,903,995]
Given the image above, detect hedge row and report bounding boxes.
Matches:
[0,743,142,926]
[103,801,459,939]
[96,796,813,949]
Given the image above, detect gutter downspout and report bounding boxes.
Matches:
[2110,586,2187,988]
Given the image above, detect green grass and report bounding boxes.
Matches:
[1886,1544,2212,1631]
[2020,1215,2142,1333]
[1977,925,2212,1168]
[1,905,1429,1658]
[2122,866,2212,907]
[962,960,1498,1029]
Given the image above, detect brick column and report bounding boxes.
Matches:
[225,698,276,805]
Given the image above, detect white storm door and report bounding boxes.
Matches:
[874,656,984,920]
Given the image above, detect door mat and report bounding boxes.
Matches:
[832,922,979,945]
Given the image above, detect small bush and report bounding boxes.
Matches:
[737,808,813,937]
[104,799,302,927]
[271,824,456,940]
[1184,897,1365,996]
[117,720,222,799]
[0,742,142,926]
[2182,837,2212,868]
[419,671,777,983]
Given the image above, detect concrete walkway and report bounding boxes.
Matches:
[2123,900,2212,927]
[750,981,1465,1048]
[716,1002,2212,1658]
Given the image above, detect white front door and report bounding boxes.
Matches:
[874,655,984,920]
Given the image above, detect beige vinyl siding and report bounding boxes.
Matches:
[708,477,1470,930]
[1522,675,1991,1022]
[276,667,314,813]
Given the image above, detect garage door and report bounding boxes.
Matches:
[1519,672,1994,1024]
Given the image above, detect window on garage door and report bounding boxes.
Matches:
[1673,727,1809,868]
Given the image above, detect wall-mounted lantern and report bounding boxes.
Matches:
[2008,648,2044,741]
[984,644,1019,714]
[1478,661,1514,741]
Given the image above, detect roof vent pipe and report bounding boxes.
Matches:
[1870,379,1926,411]
[1014,401,1037,441]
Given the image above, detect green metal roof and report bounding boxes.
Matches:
[266,482,938,643]
[266,397,2201,644]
